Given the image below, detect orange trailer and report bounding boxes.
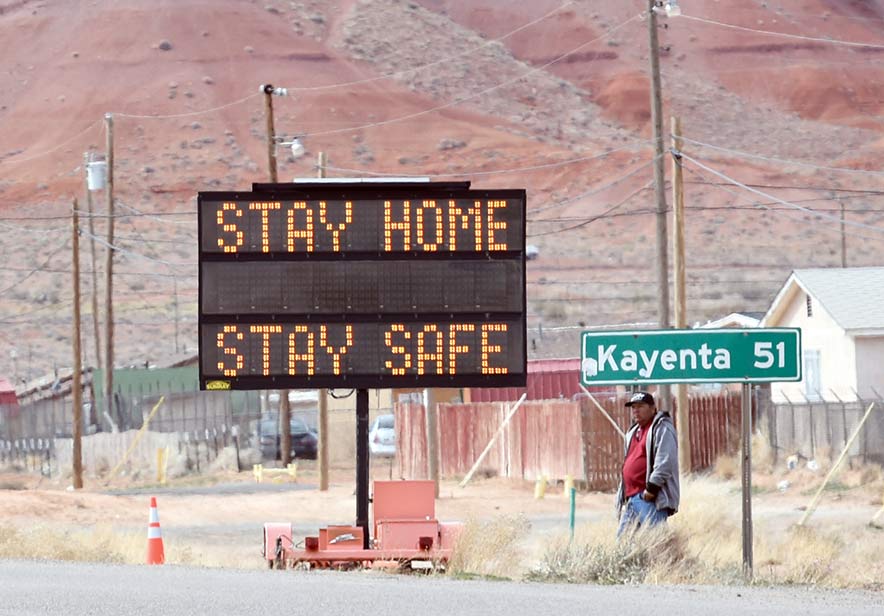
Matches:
[263,480,462,571]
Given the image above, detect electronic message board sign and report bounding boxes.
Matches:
[198,182,527,390]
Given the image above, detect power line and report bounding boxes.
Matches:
[680,12,884,50]
[0,210,192,222]
[113,93,261,120]
[520,156,656,216]
[682,164,884,244]
[322,141,653,179]
[685,180,884,196]
[0,265,195,279]
[77,227,191,269]
[0,120,101,167]
[527,180,654,238]
[680,135,884,178]
[297,13,642,138]
[0,239,71,298]
[116,201,195,226]
[279,1,578,92]
[679,153,884,236]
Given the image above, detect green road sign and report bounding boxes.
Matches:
[580,328,802,385]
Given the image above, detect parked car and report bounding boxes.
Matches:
[257,417,318,461]
[369,414,396,457]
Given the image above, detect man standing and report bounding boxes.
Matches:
[615,391,680,536]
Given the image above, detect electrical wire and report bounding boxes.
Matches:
[680,13,884,50]
[685,180,884,196]
[77,227,192,269]
[679,153,884,235]
[113,93,261,120]
[682,164,884,245]
[1,210,192,222]
[0,265,196,279]
[278,1,578,92]
[116,201,195,226]
[298,13,642,138]
[321,141,653,179]
[0,120,101,166]
[527,179,654,238]
[678,136,884,178]
[0,240,71,297]
[530,157,658,216]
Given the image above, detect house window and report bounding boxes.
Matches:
[803,350,821,400]
[806,294,813,317]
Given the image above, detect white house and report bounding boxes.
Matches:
[762,267,884,403]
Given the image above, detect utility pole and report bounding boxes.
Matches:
[317,151,330,491]
[671,116,691,474]
[71,200,84,489]
[173,277,180,354]
[103,113,116,429]
[648,1,671,407]
[840,201,847,268]
[262,83,291,465]
[263,84,279,184]
[83,153,102,372]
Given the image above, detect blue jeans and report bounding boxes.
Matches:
[617,492,669,537]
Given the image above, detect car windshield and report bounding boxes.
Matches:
[378,415,394,429]
[260,418,309,433]
[290,418,308,433]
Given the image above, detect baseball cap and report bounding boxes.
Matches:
[625,391,655,407]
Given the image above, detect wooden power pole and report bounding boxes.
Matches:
[71,200,84,489]
[840,201,847,268]
[103,113,116,429]
[671,116,691,474]
[317,151,330,491]
[648,0,671,409]
[263,84,291,465]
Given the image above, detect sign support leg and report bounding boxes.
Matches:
[356,388,370,549]
[741,382,754,579]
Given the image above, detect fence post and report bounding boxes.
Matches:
[831,390,849,456]
[232,425,242,472]
[781,391,795,457]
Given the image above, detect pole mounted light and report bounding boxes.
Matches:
[652,0,681,16]
[277,136,306,159]
[260,83,288,97]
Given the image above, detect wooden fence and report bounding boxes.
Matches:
[395,392,744,491]
[580,392,743,490]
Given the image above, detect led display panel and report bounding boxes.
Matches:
[198,182,526,390]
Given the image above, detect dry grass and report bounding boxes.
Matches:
[529,522,690,585]
[0,523,261,569]
[529,475,884,589]
[447,514,530,580]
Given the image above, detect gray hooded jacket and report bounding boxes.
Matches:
[615,411,680,515]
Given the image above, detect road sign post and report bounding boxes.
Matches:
[581,328,801,579]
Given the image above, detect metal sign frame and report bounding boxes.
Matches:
[198,182,527,390]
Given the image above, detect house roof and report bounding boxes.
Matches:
[763,267,884,331]
[697,312,761,329]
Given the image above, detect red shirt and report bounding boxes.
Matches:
[623,422,652,498]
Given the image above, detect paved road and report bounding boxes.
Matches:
[1,560,881,616]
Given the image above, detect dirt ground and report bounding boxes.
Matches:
[2,456,883,579]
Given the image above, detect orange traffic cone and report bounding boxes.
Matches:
[146,496,165,565]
